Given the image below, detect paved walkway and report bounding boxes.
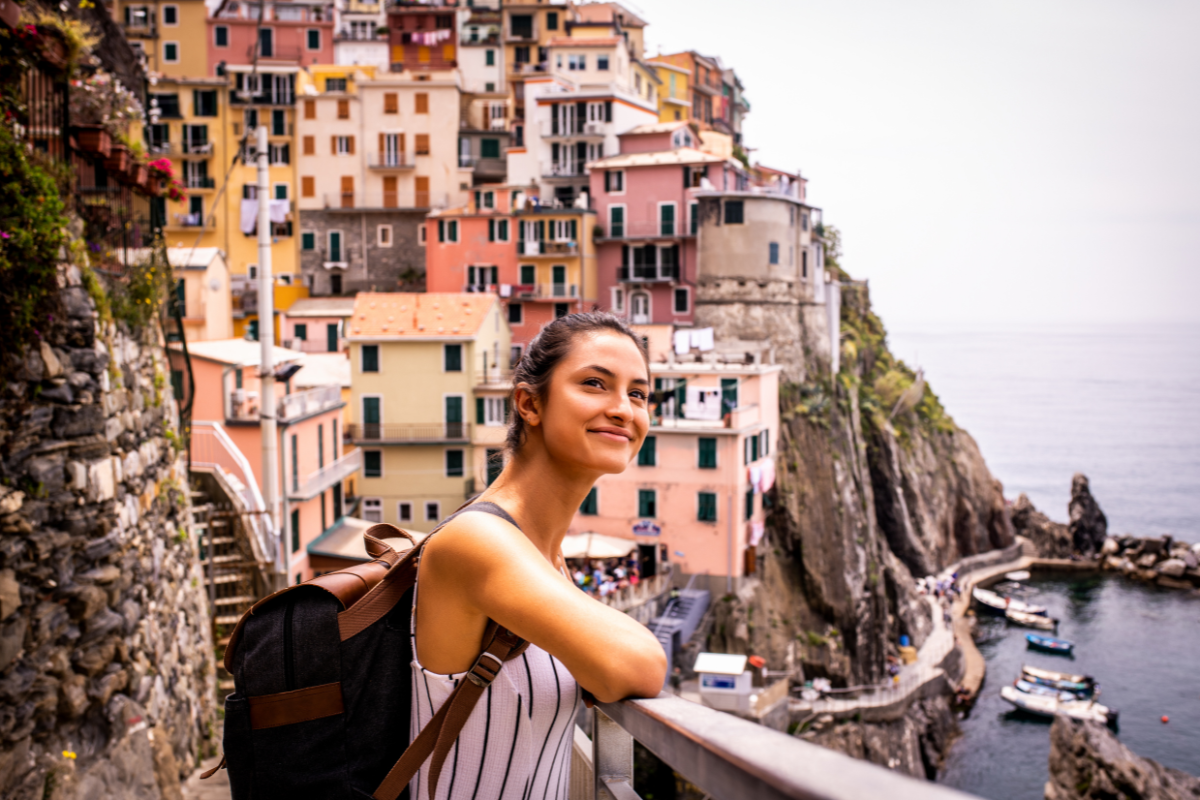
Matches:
[182,755,228,799]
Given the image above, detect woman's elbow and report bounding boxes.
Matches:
[593,644,667,703]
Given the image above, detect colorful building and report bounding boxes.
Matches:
[334,0,389,69]
[345,292,511,532]
[386,0,465,73]
[652,50,724,131]
[572,360,781,584]
[168,338,358,584]
[164,247,234,342]
[500,0,579,149]
[648,59,690,123]
[588,120,742,325]
[280,296,357,352]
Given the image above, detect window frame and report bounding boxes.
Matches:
[443,343,463,372]
[163,40,180,63]
[161,4,178,25]
[637,435,657,467]
[769,241,780,265]
[306,28,321,51]
[658,201,677,236]
[637,488,657,518]
[214,25,229,47]
[673,286,690,314]
[397,501,413,523]
[698,437,717,469]
[507,302,523,326]
[445,448,465,477]
[697,491,717,522]
[327,229,344,263]
[360,344,380,373]
[362,498,383,523]
[724,199,744,224]
[363,449,383,478]
[377,224,393,248]
[608,203,626,237]
[424,501,441,522]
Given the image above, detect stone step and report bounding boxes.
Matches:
[214,615,242,625]
[213,595,255,606]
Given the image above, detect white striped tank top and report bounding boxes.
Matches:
[409,507,580,800]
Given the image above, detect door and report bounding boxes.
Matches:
[326,323,338,353]
[362,396,380,439]
[383,176,397,209]
[383,132,399,166]
[340,175,354,208]
[444,396,463,439]
[486,448,503,486]
[631,292,649,323]
[328,231,342,263]
[552,265,566,297]
[638,543,657,579]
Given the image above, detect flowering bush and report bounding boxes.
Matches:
[166,180,186,202]
[148,158,173,178]
[69,70,143,135]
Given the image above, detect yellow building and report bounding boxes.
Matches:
[346,292,511,531]
[513,207,598,315]
[649,59,690,123]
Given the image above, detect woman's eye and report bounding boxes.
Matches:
[630,390,647,401]
[583,378,604,389]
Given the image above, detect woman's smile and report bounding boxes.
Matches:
[588,425,633,443]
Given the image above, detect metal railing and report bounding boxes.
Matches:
[540,120,607,139]
[519,240,579,256]
[182,176,216,189]
[323,191,445,209]
[527,283,578,299]
[601,221,693,241]
[288,449,362,502]
[190,421,278,567]
[278,385,342,421]
[345,422,471,443]
[367,152,416,169]
[599,572,671,612]
[578,696,977,800]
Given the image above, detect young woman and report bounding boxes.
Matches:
[409,313,669,800]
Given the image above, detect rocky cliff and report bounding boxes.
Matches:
[1046,716,1200,800]
[702,272,1013,777]
[0,259,214,797]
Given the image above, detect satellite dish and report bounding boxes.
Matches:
[208,278,222,292]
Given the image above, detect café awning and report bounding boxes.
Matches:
[561,532,637,560]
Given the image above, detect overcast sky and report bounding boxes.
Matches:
[629,0,1200,327]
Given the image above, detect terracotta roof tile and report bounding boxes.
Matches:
[348,292,495,339]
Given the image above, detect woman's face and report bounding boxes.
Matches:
[532,331,651,476]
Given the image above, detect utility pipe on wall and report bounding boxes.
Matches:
[256,124,282,588]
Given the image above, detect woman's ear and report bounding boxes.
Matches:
[513,383,541,428]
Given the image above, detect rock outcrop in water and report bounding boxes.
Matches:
[1068,474,1108,555]
[700,273,1012,777]
[1045,716,1200,800]
[1012,494,1074,558]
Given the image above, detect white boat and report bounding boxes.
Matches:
[1005,570,1031,582]
[1000,685,1117,725]
[1005,609,1057,631]
[972,587,1049,616]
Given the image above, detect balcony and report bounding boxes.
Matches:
[367,152,416,169]
[336,28,386,41]
[476,363,514,388]
[505,23,537,43]
[510,283,578,301]
[288,449,362,502]
[345,422,471,444]
[460,28,499,45]
[542,163,588,180]
[510,62,548,76]
[618,265,677,283]
[322,191,446,210]
[598,221,693,242]
[519,240,578,257]
[278,385,343,421]
[539,120,606,140]
[182,176,216,190]
[168,213,213,229]
[576,695,977,800]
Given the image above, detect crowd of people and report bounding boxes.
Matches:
[570,558,642,598]
[918,572,961,626]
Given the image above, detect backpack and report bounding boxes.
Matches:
[202,503,530,800]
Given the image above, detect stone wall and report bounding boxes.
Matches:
[0,264,214,798]
[299,209,426,296]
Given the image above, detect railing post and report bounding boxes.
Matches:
[593,708,639,800]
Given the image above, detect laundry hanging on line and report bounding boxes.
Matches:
[239,199,290,235]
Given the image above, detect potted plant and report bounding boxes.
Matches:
[103,143,130,173]
[73,124,112,157]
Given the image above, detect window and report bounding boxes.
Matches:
[802,250,809,279]
[258,27,274,58]
[698,437,717,468]
[698,492,717,522]
[567,54,586,71]
[446,449,464,477]
[444,344,462,372]
[485,49,495,66]
[425,502,441,522]
[415,134,430,155]
[383,92,398,114]
[510,14,532,39]
[415,93,429,114]
[514,45,530,64]
[247,319,259,341]
[510,345,524,367]
[214,25,229,47]
[759,429,770,458]
[291,509,300,552]
[301,176,314,198]
[690,202,699,235]
[331,274,342,295]
[418,226,427,246]
[335,136,352,155]
[337,99,349,119]
[721,378,738,413]
[519,265,535,285]
[604,170,624,193]
[487,218,509,242]
[294,323,308,341]
[480,397,506,426]
[580,487,598,515]
[612,288,624,312]
[637,435,657,467]
[151,93,181,119]
[745,489,754,520]
[361,344,379,372]
[273,183,288,200]
[303,135,315,155]
[307,28,321,50]
[724,200,744,224]
[272,109,286,136]
[638,489,656,518]
[193,90,217,117]
[546,11,558,30]
[163,42,179,63]
[328,230,343,262]
[659,203,676,236]
[481,138,501,159]
[363,498,382,523]
[485,82,495,92]
[398,502,412,522]
[554,303,569,319]
[290,433,299,491]
[378,224,392,247]
[507,303,522,325]
[769,242,779,265]
[744,432,760,465]
[597,55,609,71]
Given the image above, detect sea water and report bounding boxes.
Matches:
[887,323,1200,798]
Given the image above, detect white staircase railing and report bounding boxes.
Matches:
[190,420,277,567]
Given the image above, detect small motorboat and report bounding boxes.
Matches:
[1000,684,1117,726]
[1026,633,1074,654]
[1006,609,1057,631]
[973,587,1049,617]
[1022,665,1095,695]
[1005,570,1032,582]
[1014,679,1085,702]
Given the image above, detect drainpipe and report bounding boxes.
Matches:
[256,124,282,588]
[727,437,734,595]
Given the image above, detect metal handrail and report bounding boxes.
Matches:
[190,421,277,565]
[582,695,979,800]
[288,449,362,502]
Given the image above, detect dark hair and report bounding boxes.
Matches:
[506,312,649,454]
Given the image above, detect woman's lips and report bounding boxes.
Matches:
[590,429,631,443]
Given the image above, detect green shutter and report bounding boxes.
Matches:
[698,437,716,468]
[291,509,300,553]
[476,397,485,423]
[638,489,656,518]
[488,219,496,242]
[637,435,656,466]
[580,487,597,515]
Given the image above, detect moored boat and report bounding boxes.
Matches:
[972,587,1049,617]
[1026,633,1074,654]
[1000,684,1117,726]
[1005,570,1032,582]
[1022,665,1095,695]
[1006,609,1057,631]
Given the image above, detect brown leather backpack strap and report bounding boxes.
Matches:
[371,621,529,800]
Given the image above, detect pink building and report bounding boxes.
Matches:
[571,360,781,586]
[208,0,334,71]
[280,296,356,353]
[169,338,360,584]
[588,121,743,326]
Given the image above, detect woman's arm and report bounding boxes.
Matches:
[419,513,667,703]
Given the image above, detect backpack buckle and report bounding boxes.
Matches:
[466,652,503,688]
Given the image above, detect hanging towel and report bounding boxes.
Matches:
[239,198,258,235]
[499,283,512,298]
[690,327,715,352]
[269,199,289,223]
[748,521,765,547]
[760,458,776,493]
[674,330,690,355]
[684,386,721,420]
[748,464,762,492]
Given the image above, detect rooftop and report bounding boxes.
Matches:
[171,338,305,368]
[576,2,648,28]
[347,292,497,340]
[283,297,358,318]
[308,516,423,562]
[588,147,725,170]
[125,247,224,270]
[623,120,691,135]
[546,36,622,48]
[292,353,351,389]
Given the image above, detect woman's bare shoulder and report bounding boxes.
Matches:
[422,508,538,576]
